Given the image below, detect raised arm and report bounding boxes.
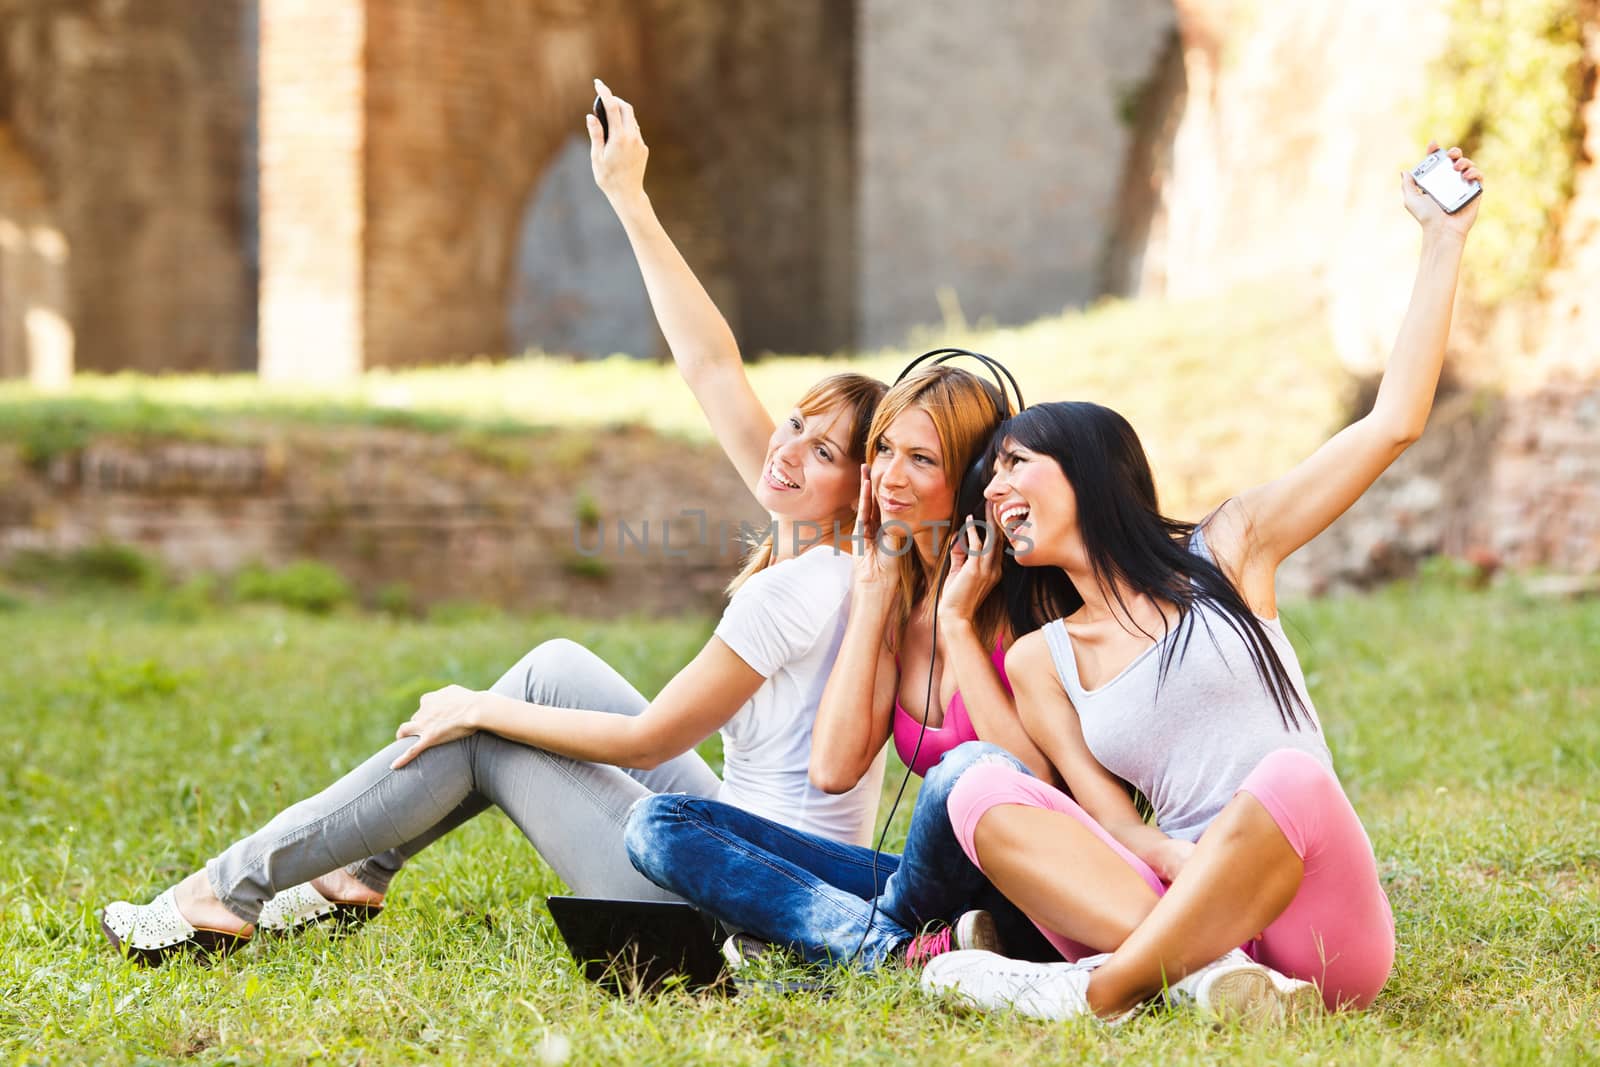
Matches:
[589,79,774,491]
[391,638,765,771]
[1006,632,1191,881]
[1210,144,1482,612]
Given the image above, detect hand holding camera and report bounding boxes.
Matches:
[1403,141,1483,236]
[587,77,649,205]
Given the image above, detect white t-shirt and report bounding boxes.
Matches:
[713,545,888,847]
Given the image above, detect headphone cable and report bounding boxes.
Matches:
[846,529,956,966]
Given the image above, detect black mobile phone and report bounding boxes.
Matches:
[1411,149,1480,214]
[593,95,609,142]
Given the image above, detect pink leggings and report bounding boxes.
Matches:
[946,748,1394,1010]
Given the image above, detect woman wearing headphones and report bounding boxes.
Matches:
[626,356,1066,970]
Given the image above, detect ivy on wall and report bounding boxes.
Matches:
[1422,0,1590,304]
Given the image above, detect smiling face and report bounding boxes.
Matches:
[871,406,955,532]
[984,437,1077,567]
[754,403,862,524]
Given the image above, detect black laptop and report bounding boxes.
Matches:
[546,896,732,996]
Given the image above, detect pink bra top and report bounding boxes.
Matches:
[892,642,1011,777]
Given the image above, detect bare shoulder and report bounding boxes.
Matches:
[1004,629,1057,687]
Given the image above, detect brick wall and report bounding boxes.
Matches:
[0,424,763,617]
[358,0,637,369]
[0,0,254,375]
[356,0,857,368]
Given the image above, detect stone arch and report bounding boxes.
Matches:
[355,0,643,369]
[506,134,657,359]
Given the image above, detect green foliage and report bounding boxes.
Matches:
[146,574,221,622]
[427,598,506,625]
[455,427,536,472]
[573,488,603,527]
[81,655,188,705]
[375,581,418,618]
[233,559,354,614]
[1423,0,1589,302]
[0,396,219,469]
[562,552,612,580]
[0,585,1592,1062]
[1414,553,1491,590]
[2,542,162,589]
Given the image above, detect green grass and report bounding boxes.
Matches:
[0,577,1595,1064]
[0,280,1347,518]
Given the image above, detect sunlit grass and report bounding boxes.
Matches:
[0,575,1595,1064]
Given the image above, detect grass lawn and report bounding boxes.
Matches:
[0,575,1596,1064]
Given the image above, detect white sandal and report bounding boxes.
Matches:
[100,887,250,966]
[256,881,384,936]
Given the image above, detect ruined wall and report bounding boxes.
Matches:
[357,0,856,368]
[1273,10,1600,591]
[0,0,254,376]
[1126,0,1456,376]
[0,424,761,617]
[634,0,857,357]
[357,0,637,370]
[856,0,1176,347]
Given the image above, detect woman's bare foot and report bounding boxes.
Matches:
[173,869,253,935]
[309,867,385,907]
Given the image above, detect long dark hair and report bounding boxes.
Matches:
[990,401,1310,731]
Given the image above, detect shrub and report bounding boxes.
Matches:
[2,543,162,589]
[233,560,353,614]
[374,581,417,618]
[573,489,602,527]
[148,574,221,622]
[69,543,161,586]
[1422,0,1590,303]
[1415,553,1491,590]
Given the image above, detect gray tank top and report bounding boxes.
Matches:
[1042,528,1333,843]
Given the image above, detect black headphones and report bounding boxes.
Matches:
[894,347,1025,526]
[893,346,1026,417]
[849,347,1025,966]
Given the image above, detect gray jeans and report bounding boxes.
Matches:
[205,638,721,923]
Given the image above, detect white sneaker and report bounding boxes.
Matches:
[721,932,773,972]
[1265,967,1323,1021]
[1166,948,1280,1025]
[921,949,1105,1021]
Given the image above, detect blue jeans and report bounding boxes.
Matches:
[624,741,1059,968]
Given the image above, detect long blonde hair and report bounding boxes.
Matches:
[866,365,1011,648]
[726,372,887,594]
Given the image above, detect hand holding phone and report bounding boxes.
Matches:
[1411,148,1481,214]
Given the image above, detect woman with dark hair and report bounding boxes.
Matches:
[624,362,1070,970]
[921,145,1483,1021]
